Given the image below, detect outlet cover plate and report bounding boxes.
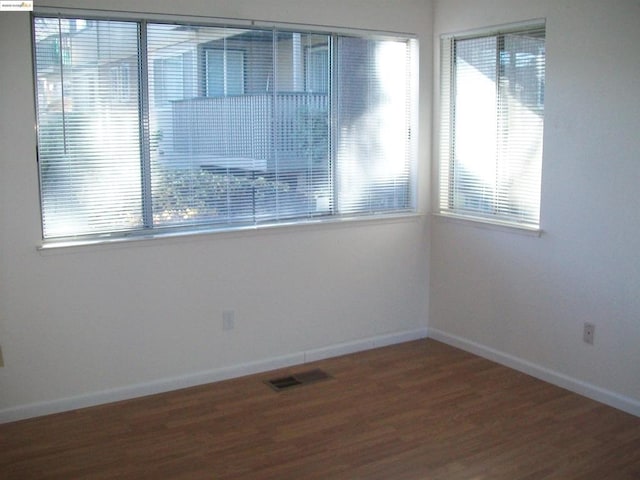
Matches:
[583,323,595,345]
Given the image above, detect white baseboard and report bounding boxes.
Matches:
[428,328,640,418]
[304,328,429,363]
[0,328,428,424]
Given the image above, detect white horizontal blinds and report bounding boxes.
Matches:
[148,25,333,228]
[497,30,545,225]
[34,17,143,239]
[335,36,414,215]
[148,25,275,227]
[450,36,499,217]
[272,31,332,220]
[34,13,417,242]
[440,25,545,227]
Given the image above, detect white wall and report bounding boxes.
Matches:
[430,0,640,414]
[0,0,433,421]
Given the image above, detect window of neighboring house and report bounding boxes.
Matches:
[205,49,245,96]
[305,44,328,93]
[439,22,546,230]
[154,56,182,106]
[32,14,417,244]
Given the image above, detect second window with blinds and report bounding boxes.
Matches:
[33,16,417,243]
[438,22,546,230]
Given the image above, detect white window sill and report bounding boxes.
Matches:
[432,212,542,237]
[37,212,425,253]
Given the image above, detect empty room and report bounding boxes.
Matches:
[0,0,639,478]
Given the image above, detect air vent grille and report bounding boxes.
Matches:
[265,368,331,392]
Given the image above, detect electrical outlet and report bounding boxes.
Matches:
[583,323,595,345]
[222,310,235,331]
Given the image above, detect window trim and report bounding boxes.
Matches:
[32,7,419,248]
[33,6,416,39]
[432,212,542,237]
[438,19,546,43]
[38,212,424,251]
[437,19,545,232]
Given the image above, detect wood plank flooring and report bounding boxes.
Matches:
[1,339,639,479]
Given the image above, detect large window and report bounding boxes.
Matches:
[33,14,417,243]
[439,23,545,229]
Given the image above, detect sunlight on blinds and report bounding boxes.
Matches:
[35,18,142,238]
[336,36,416,215]
[439,25,545,228]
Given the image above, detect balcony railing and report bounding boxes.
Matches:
[171,92,329,173]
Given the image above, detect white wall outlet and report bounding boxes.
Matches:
[583,322,595,345]
[222,310,235,331]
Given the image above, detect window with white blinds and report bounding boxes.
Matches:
[33,14,417,243]
[439,23,545,229]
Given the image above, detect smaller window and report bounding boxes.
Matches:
[439,22,546,229]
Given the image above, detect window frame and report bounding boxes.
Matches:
[437,20,546,232]
[31,8,419,248]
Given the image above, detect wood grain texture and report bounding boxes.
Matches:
[1,339,639,479]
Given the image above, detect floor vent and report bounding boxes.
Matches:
[265,368,331,392]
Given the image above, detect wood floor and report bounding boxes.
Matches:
[1,339,639,479]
